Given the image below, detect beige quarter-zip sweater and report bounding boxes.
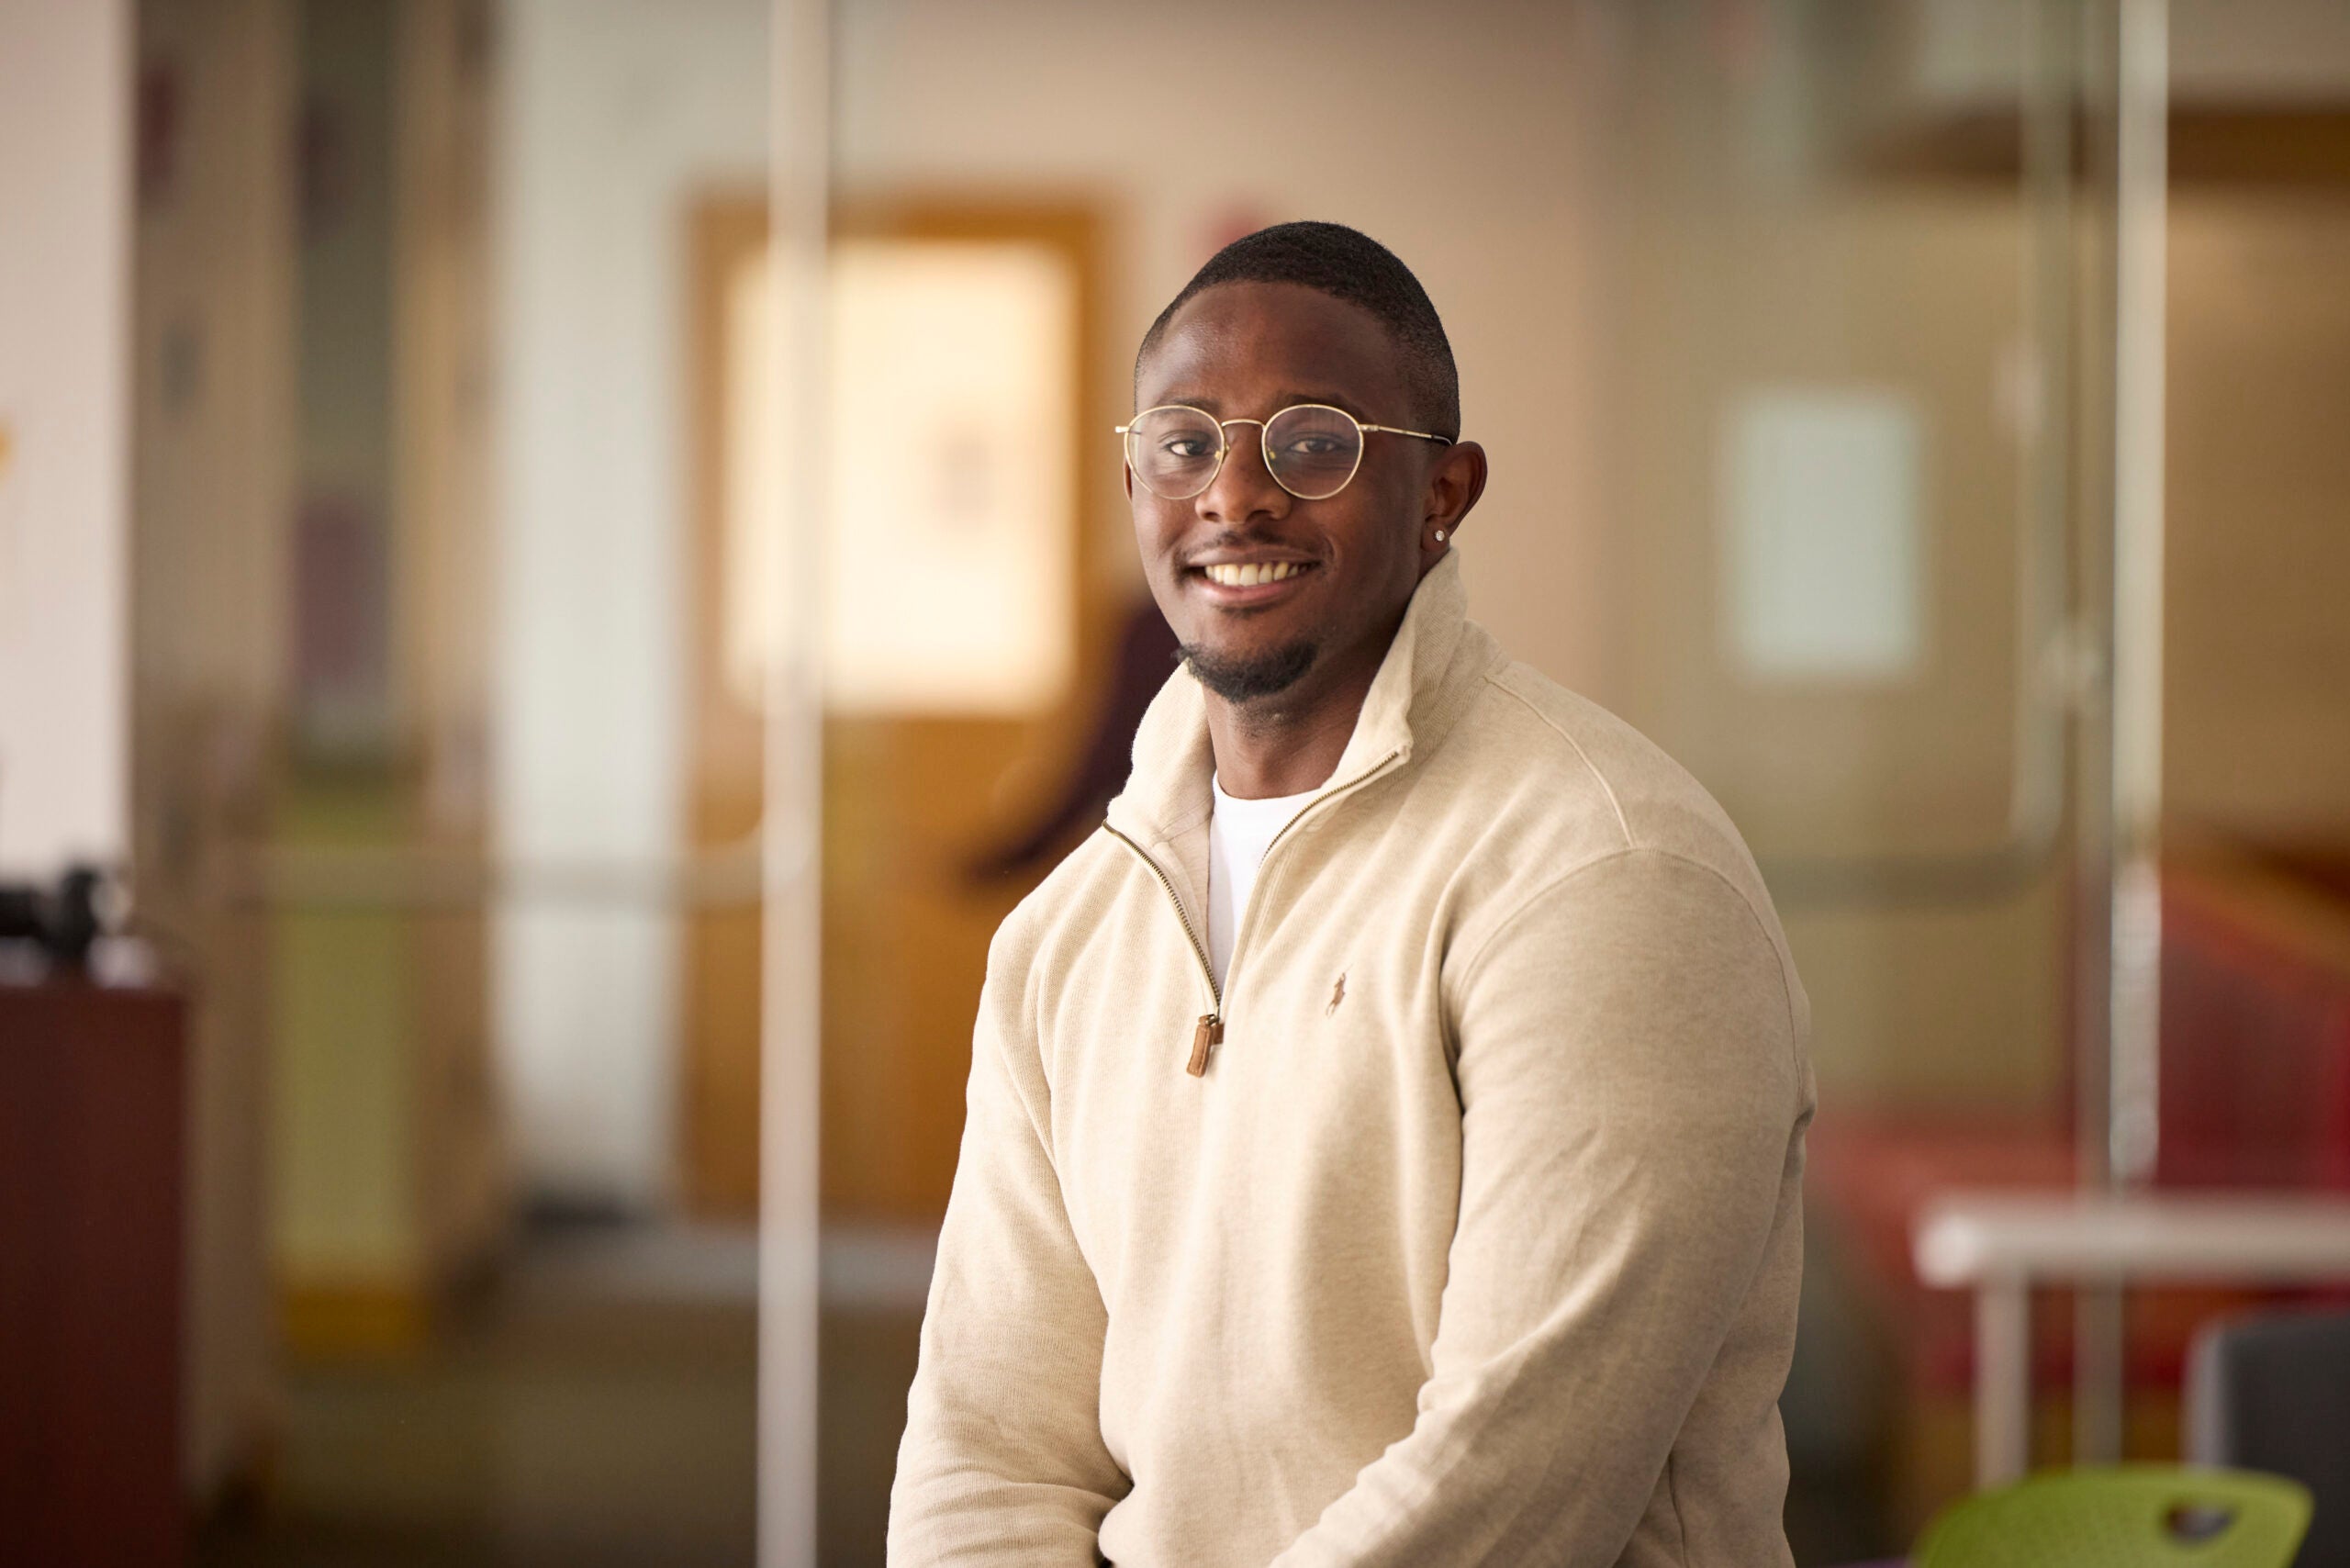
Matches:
[890,554,1816,1567]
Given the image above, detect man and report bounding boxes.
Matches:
[890,221,1815,1566]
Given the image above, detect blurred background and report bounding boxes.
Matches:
[4,0,2349,1564]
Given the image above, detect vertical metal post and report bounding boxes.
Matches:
[2061,0,2125,1472]
[759,1,829,1564]
[2072,1276,2127,1464]
[2071,0,2168,1470]
[2107,0,2167,1197]
[1978,1277,2034,1486]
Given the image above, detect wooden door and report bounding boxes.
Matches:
[682,198,1113,1220]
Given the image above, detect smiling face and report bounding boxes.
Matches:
[1129,280,1454,712]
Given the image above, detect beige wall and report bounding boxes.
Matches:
[1589,95,2350,1106]
[1562,4,2078,1114]
[834,0,1611,692]
[2165,190,2350,851]
[1599,173,2069,1110]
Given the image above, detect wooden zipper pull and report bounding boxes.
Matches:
[1186,1014,1223,1077]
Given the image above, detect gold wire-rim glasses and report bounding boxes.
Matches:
[1116,402,1454,502]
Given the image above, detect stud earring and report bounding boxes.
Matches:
[1433,530,1447,543]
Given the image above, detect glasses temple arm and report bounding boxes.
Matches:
[1359,423,1455,445]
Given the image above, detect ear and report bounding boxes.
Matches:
[1123,461,1136,503]
[1417,441,1488,573]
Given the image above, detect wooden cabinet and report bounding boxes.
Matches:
[0,969,188,1568]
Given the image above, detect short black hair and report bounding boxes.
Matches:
[1134,220,1460,441]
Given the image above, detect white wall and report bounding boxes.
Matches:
[493,0,768,1205]
[0,0,131,879]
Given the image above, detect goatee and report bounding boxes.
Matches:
[1179,640,1317,702]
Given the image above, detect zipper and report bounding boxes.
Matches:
[1103,822,1217,1005]
[1104,823,1222,1075]
[1104,744,1404,1079]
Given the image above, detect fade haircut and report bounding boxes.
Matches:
[1134,220,1460,441]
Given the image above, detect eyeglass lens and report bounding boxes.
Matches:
[1126,406,1365,501]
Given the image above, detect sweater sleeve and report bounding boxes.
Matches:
[1268,847,1803,1568]
[887,939,1130,1565]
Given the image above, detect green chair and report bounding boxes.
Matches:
[1916,1465,2312,1568]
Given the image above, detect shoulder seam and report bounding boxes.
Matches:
[1482,669,1636,850]
[1455,846,1802,1077]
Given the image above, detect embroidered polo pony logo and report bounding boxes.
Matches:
[1326,973,1347,1016]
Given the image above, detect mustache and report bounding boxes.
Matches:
[1181,528,1317,564]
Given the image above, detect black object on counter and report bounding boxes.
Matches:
[0,865,106,968]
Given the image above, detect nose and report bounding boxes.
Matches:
[1196,421,1289,525]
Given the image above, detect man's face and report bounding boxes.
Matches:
[1129,281,1441,707]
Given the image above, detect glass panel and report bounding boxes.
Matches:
[135,1,770,1563]
[816,5,2086,1565]
[106,3,2347,1565]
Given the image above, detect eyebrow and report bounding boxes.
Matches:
[1148,389,1378,422]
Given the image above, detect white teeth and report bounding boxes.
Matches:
[1204,561,1302,587]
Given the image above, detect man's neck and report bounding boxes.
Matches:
[1204,644,1385,801]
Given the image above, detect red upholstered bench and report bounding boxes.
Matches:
[1804,847,2350,1533]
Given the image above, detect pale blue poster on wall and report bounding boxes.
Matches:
[1720,386,1926,683]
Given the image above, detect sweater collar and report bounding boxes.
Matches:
[1107,550,1479,851]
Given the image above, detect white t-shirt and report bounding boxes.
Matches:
[1207,775,1316,991]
